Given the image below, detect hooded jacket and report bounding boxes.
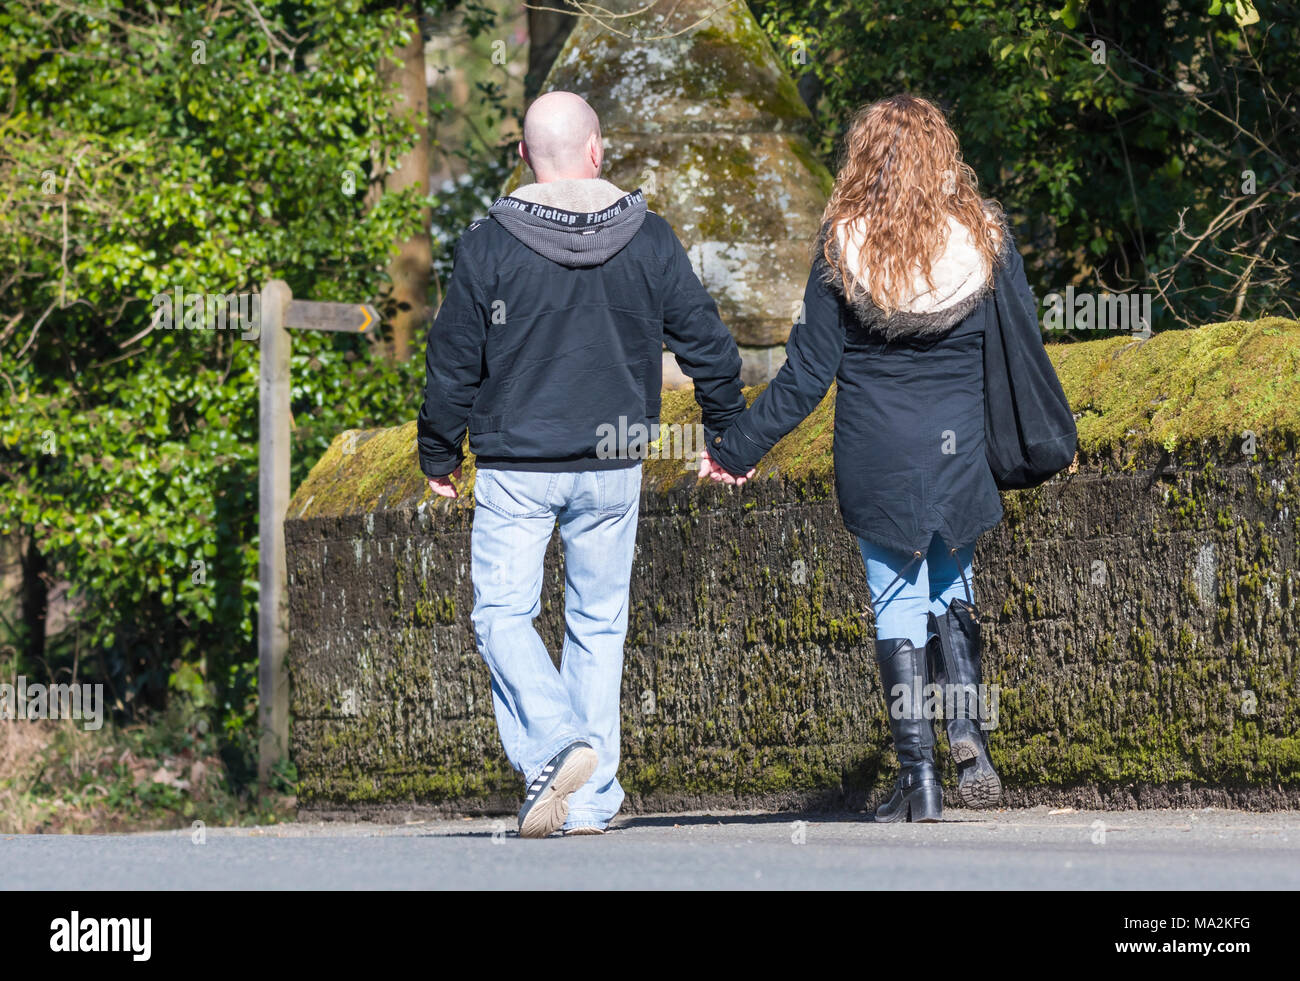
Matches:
[709,209,1026,555]
[418,178,746,476]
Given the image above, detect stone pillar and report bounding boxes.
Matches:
[509,0,833,385]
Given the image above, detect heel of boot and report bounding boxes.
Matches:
[949,734,979,763]
[906,781,943,823]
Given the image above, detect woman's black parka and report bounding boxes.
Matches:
[709,224,1037,556]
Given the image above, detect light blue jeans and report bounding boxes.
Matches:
[859,533,975,649]
[470,465,642,831]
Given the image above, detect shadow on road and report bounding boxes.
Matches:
[413,809,996,838]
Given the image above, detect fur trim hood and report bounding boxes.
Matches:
[817,206,1012,340]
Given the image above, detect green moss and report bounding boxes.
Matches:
[543,2,809,128]
[690,144,761,239]
[290,318,1300,519]
[1049,317,1300,453]
[412,594,456,627]
[686,19,810,121]
[787,135,835,199]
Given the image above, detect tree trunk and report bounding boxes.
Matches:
[19,533,46,669]
[526,5,575,99]
[380,8,432,362]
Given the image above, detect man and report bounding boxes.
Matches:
[418,91,747,838]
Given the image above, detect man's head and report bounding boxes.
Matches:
[520,91,603,182]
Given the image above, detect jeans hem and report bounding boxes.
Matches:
[522,731,587,787]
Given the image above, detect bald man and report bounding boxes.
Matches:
[418,92,746,838]
[518,90,602,181]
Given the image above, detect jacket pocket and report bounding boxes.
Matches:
[467,413,505,458]
[468,413,503,434]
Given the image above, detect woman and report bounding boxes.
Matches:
[703,94,1023,822]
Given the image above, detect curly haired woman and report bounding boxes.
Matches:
[703,94,1033,822]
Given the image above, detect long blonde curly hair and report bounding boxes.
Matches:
[821,94,1004,315]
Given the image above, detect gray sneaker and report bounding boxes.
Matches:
[517,742,598,839]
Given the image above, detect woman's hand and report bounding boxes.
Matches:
[698,449,755,486]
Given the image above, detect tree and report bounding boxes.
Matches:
[752,0,1299,328]
[0,0,431,735]
[375,3,434,362]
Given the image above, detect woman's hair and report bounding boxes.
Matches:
[820,94,1004,314]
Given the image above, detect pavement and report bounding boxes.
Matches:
[2,807,1297,889]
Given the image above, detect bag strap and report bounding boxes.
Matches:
[949,546,974,606]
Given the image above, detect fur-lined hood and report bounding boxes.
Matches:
[817,206,1012,340]
[506,177,631,213]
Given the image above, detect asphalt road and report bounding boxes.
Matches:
[2,807,1296,890]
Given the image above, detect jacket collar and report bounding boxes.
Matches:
[504,178,634,214]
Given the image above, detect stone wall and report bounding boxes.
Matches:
[285,319,1300,816]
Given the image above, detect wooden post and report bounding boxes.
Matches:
[258,279,292,786]
[256,285,378,789]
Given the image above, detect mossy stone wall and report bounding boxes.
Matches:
[286,319,1300,815]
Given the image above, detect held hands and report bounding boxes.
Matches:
[428,458,752,497]
[428,467,462,499]
[698,448,755,486]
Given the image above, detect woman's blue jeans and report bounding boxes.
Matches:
[859,533,975,648]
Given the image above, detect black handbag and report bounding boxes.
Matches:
[983,243,1077,489]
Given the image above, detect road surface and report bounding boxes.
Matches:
[3,807,1296,890]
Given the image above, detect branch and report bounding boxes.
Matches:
[521,0,740,42]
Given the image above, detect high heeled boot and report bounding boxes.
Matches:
[927,600,1002,808]
[874,637,943,823]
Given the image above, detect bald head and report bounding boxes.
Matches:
[521,91,603,182]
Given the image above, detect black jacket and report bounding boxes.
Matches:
[710,222,1031,555]
[418,181,745,476]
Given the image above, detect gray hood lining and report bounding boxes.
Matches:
[488,182,648,268]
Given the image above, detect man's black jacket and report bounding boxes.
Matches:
[417,181,745,476]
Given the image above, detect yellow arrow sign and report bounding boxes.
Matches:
[284,300,380,334]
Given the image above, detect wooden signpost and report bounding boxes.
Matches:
[258,279,378,785]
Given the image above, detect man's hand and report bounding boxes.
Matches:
[428,467,462,499]
[698,449,755,487]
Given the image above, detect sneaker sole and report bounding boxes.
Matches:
[563,826,606,836]
[519,747,598,839]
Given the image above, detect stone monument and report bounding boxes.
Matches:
[505,0,834,384]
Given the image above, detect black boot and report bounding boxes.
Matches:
[874,638,942,823]
[928,600,1002,808]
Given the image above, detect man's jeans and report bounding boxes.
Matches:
[470,465,641,830]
